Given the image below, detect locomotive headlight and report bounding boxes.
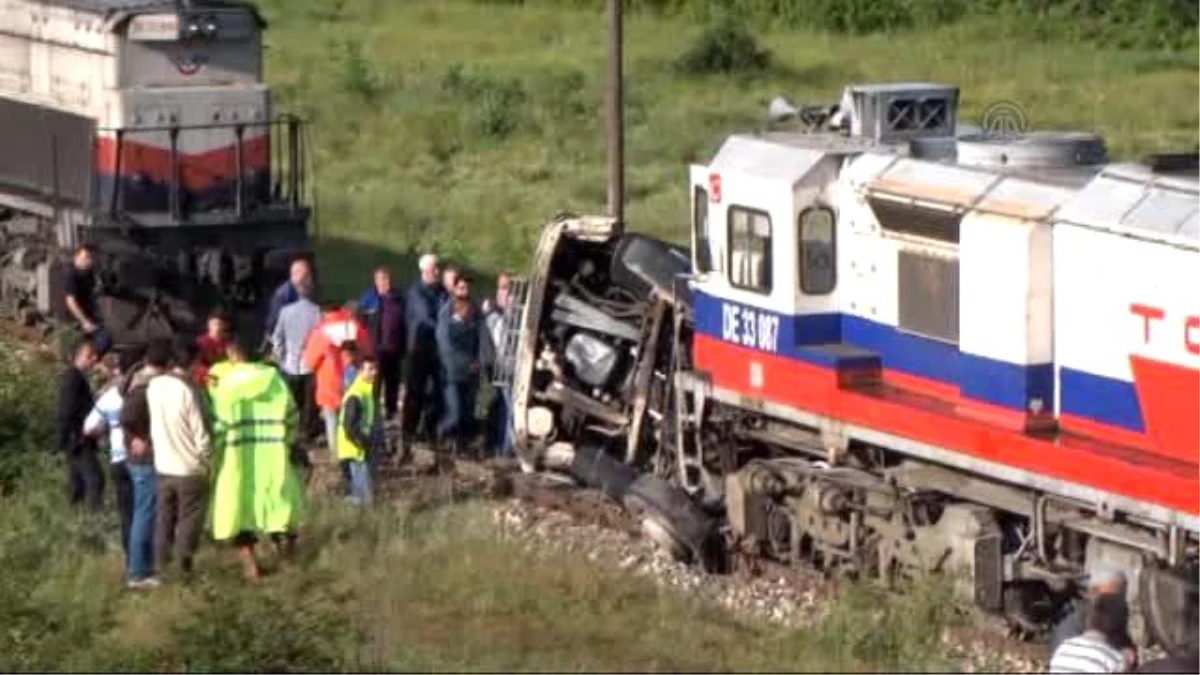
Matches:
[183,20,203,39]
[201,15,220,37]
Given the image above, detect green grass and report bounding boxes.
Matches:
[253,0,1198,298]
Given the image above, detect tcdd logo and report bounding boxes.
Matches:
[171,49,209,76]
[1130,303,1200,356]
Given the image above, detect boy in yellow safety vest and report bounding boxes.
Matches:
[337,356,381,505]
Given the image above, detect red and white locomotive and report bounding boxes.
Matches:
[0,0,310,345]
[507,83,1198,655]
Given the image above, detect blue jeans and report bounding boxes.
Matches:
[438,378,479,443]
[127,463,157,581]
[344,460,372,506]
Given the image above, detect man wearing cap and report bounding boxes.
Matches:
[1052,568,1137,671]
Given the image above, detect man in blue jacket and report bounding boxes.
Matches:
[401,254,446,455]
[358,266,406,422]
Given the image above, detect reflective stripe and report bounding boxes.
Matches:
[224,436,290,447]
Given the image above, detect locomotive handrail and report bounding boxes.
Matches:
[97,115,308,224]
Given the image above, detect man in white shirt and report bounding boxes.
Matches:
[1049,594,1131,673]
[146,338,211,576]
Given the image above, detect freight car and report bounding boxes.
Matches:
[0,0,310,347]
[499,83,1200,657]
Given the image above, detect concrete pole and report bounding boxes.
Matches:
[605,0,624,232]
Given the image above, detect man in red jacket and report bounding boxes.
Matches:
[302,300,373,457]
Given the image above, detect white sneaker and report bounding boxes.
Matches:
[126,576,162,590]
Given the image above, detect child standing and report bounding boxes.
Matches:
[337,356,381,505]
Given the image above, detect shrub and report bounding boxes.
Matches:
[676,17,773,76]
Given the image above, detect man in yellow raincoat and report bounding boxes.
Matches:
[208,336,306,581]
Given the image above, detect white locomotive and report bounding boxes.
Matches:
[504,83,1199,656]
[0,0,310,345]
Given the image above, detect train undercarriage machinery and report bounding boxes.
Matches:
[497,82,1199,659]
[1,0,311,348]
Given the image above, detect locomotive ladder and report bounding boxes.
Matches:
[492,276,530,390]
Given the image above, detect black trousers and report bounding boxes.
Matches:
[402,348,439,440]
[284,372,320,442]
[376,350,403,420]
[110,461,133,556]
[66,449,105,512]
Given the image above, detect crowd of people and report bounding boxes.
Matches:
[56,246,515,587]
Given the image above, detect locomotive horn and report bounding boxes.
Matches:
[768,95,799,122]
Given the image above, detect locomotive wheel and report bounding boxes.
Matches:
[1140,563,1200,658]
[623,475,717,567]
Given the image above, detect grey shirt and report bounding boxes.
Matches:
[272,297,321,375]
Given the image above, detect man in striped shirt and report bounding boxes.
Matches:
[1050,594,1131,673]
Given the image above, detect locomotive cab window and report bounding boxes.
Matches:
[727,206,772,293]
[798,206,836,295]
[693,186,712,274]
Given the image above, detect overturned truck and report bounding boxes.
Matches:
[496,213,717,566]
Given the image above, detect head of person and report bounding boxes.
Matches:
[117,346,142,379]
[358,355,378,384]
[72,244,93,272]
[225,334,257,364]
[373,266,391,295]
[442,265,459,294]
[453,274,472,301]
[1086,593,1130,643]
[418,254,439,286]
[206,310,229,339]
[1088,568,1128,599]
[144,338,174,373]
[339,340,359,367]
[495,271,511,309]
[288,257,311,288]
[72,335,99,369]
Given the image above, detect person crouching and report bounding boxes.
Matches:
[338,356,381,506]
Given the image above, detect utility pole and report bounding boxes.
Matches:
[605,0,624,232]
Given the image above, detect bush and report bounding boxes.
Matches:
[675,17,773,76]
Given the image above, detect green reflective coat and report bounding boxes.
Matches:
[209,362,305,541]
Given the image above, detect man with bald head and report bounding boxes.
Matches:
[401,253,447,457]
[263,257,313,349]
[1052,568,1137,670]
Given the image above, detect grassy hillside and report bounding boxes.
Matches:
[255,0,1197,297]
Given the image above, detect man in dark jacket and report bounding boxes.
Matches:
[436,273,483,458]
[358,266,406,422]
[58,335,103,510]
[401,254,445,453]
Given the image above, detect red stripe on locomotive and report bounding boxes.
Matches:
[693,333,1198,516]
[93,134,270,192]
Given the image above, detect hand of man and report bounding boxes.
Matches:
[129,436,149,459]
[82,320,98,333]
